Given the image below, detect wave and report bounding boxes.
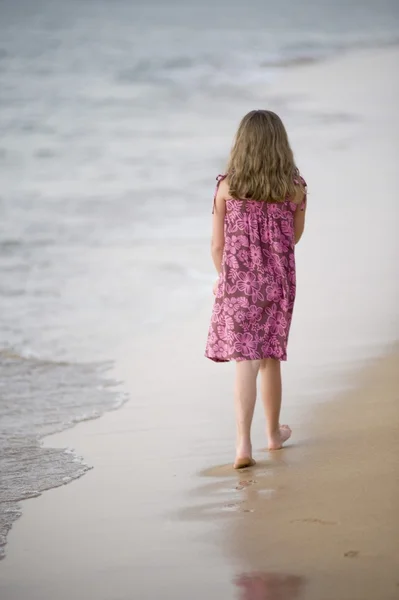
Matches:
[0,350,127,559]
[115,32,399,90]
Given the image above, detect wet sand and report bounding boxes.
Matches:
[1,47,399,599]
[0,336,398,600]
[199,349,399,600]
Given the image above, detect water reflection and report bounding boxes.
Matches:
[235,572,306,600]
[181,459,309,597]
[190,460,309,598]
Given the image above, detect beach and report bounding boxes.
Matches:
[1,336,398,599]
[1,14,399,600]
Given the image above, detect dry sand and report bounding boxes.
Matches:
[1,47,399,600]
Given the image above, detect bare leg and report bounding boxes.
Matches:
[234,360,260,467]
[260,358,291,450]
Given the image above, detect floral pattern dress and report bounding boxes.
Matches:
[205,174,306,362]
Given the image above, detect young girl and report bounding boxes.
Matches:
[205,110,307,469]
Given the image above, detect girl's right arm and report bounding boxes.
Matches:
[294,202,306,244]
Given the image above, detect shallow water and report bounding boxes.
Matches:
[1,0,399,558]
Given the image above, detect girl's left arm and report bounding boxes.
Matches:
[211,180,227,274]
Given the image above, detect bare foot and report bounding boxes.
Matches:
[234,457,256,470]
[234,442,254,469]
[268,425,292,450]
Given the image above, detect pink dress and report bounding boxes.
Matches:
[205,174,306,362]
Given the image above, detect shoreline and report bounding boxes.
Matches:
[1,45,398,599]
[1,335,398,599]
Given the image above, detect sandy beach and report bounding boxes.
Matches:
[1,46,399,600]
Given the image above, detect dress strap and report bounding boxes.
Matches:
[212,174,227,214]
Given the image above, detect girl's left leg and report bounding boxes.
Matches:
[234,359,260,468]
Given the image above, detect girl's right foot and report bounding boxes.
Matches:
[268,424,292,450]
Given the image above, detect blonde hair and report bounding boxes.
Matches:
[227,110,301,203]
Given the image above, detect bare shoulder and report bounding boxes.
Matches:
[216,177,231,201]
[213,176,230,215]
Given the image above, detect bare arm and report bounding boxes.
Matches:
[211,179,228,273]
[293,184,307,244]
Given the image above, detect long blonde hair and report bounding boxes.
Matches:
[227,110,300,202]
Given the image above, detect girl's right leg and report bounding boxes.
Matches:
[259,358,291,450]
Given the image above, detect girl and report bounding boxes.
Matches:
[205,110,307,469]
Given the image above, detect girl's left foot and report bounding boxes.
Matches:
[234,441,254,469]
[268,424,292,450]
[234,457,256,469]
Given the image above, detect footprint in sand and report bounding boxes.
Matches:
[291,518,337,526]
[222,501,244,512]
[235,479,257,491]
[223,502,255,513]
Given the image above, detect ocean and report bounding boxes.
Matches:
[1,0,399,559]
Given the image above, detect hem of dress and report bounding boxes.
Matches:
[205,352,287,363]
